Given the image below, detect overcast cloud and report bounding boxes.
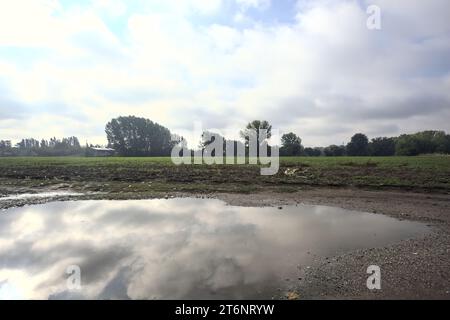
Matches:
[0,0,449,147]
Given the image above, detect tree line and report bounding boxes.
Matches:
[315,131,450,157]
[105,117,450,157]
[2,116,450,157]
[0,137,83,156]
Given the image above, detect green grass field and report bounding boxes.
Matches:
[1,156,449,195]
[1,155,449,169]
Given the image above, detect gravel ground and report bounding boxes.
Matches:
[214,189,450,299]
[1,187,449,299]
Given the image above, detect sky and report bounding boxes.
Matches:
[0,0,449,147]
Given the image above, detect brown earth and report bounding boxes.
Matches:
[1,160,449,194]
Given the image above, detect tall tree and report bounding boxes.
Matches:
[105,116,175,156]
[240,120,272,157]
[0,140,12,156]
[280,132,303,156]
[346,133,369,156]
[199,131,226,157]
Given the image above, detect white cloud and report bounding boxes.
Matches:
[189,0,223,15]
[91,0,127,17]
[236,0,271,11]
[0,0,62,47]
[0,0,449,147]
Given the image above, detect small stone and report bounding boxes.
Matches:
[286,292,300,300]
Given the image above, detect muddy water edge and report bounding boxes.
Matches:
[1,188,450,299]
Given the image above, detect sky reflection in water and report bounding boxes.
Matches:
[0,198,428,299]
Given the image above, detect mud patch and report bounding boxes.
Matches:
[0,191,84,201]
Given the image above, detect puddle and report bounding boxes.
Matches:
[0,192,83,201]
[0,198,428,299]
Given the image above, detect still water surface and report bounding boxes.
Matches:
[0,198,428,299]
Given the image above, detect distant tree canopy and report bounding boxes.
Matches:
[2,116,450,158]
[369,137,396,156]
[199,131,226,157]
[395,131,450,156]
[105,116,176,156]
[303,147,322,157]
[280,132,303,156]
[324,145,346,157]
[346,133,369,156]
[0,140,13,156]
[240,120,272,157]
[0,137,82,156]
[198,131,247,158]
